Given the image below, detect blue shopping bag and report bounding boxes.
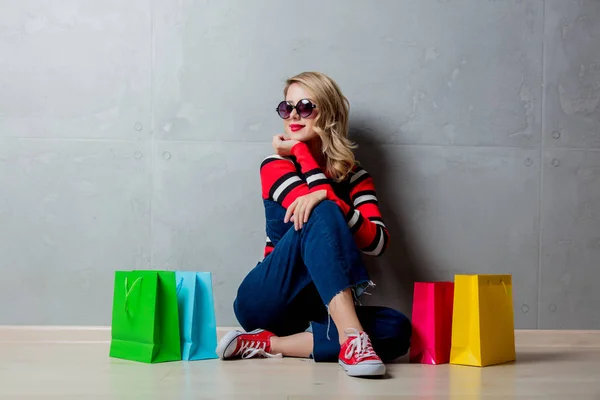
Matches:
[174,271,218,361]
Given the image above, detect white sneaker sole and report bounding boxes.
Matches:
[216,329,264,360]
[339,360,386,377]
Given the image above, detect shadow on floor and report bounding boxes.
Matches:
[387,348,587,366]
[514,349,585,364]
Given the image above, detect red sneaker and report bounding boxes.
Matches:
[338,329,386,377]
[216,329,281,360]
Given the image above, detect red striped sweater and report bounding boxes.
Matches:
[260,142,389,258]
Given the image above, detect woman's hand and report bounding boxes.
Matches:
[284,190,328,231]
[272,134,300,157]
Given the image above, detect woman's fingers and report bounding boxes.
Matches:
[299,203,306,229]
[284,200,297,223]
[297,200,308,229]
[295,203,303,230]
[304,199,315,223]
[301,198,316,229]
[285,195,323,230]
[302,200,316,229]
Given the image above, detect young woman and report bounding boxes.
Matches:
[216,72,411,377]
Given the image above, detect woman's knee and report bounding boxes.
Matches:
[233,289,284,332]
[311,200,341,218]
[234,296,267,331]
[307,200,347,231]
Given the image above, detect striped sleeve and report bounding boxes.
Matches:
[260,154,310,208]
[346,166,390,257]
[290,142,351,215]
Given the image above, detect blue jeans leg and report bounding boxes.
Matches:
[311,306,412,362]
[233,200,370,339]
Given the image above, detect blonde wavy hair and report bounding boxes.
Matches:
[284,72,357,182]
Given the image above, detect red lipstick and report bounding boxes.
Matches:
[290,124,304,132]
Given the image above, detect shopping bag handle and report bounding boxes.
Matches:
[124,277,143,315]
[176,277,184,295]
[487,278,509,301]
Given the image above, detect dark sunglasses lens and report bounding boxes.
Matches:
[277,101,292,119]
[297,100,314,118]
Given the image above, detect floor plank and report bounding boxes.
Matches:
[1,341,599,399]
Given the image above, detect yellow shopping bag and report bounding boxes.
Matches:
[450,274,516,367]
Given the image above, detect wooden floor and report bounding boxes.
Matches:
[1,328,600,399]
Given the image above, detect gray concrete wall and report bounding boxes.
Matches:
[0,0,598,328]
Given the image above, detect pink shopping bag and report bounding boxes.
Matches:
[409,282,455,365]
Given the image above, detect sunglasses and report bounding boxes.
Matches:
[276,99,317,119]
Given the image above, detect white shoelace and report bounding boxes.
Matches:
[236,339,282,359]
[344,329,378,361]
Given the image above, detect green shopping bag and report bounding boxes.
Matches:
[109,270,181,363]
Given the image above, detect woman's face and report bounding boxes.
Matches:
[283,83,320,142]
